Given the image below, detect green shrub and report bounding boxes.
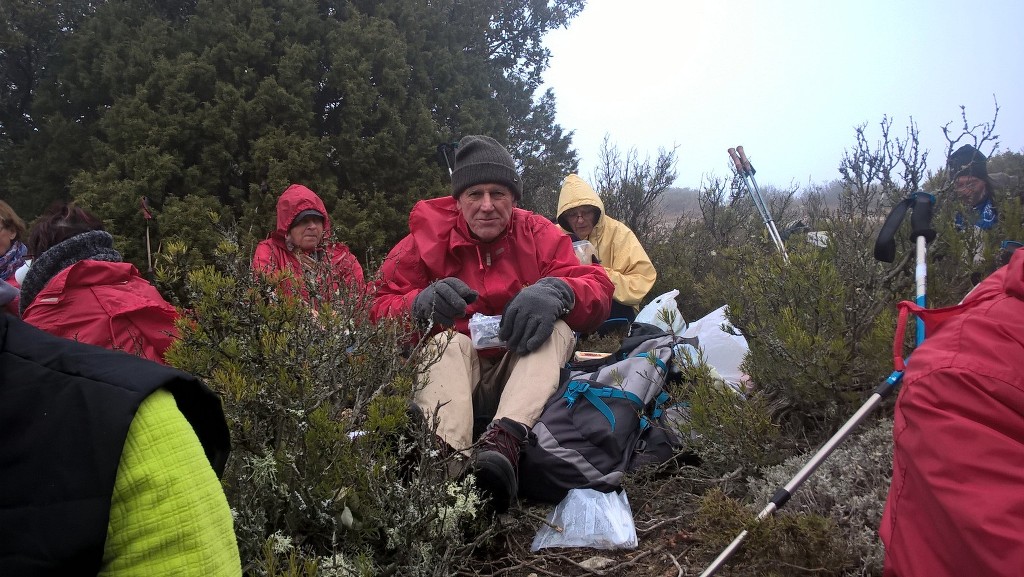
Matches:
[747,418,893,576]
[668,349,782,482]
[693,488,853,576]
[161,232,490,576]
[698,241,895,444]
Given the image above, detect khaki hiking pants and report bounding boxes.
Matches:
[416,320,576,451]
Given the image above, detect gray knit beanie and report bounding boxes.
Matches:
[450,135,522,201]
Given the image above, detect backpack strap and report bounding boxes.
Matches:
[891,297,982,371]
[633,351,669,374]
[564,380,645,430]
[641,390,672,430]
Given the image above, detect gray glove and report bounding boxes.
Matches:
[0,281,18,306]
[499,277,575,354]
[412,277,479,327]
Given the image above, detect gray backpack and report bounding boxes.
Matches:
[519,324,696,503]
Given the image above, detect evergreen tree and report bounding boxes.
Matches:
[512,88,579,217]
[0,0,97,216]
[1,0,583,268]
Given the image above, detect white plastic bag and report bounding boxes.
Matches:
[467,312,506,349]
[682,305,750,392]
[635,289,686,334]
[530,489,638,551]
[14,259,30,285]
[572,240,597,264]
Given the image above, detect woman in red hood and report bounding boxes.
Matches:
[252,184,365,303]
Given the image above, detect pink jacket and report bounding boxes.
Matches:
[880,249,1024,576]
[371,196,614,338]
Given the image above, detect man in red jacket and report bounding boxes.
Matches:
[372,135,614,512]
[880,248,1024,576]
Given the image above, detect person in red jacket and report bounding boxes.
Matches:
[879,248,1024,576]
[19,202,179,364]
[252,184,364,304]
[372,135,614,512]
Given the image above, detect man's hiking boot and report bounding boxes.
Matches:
[471,417,528,513]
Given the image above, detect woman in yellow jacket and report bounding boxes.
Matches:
[556,174,657,328]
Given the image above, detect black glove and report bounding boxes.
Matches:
[499,277,575,354]
[412,277,479,327]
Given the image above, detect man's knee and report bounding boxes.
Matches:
[423,330,474,363]
[550,320,575,352]
[427,329,473,349]
[514,320,574,362]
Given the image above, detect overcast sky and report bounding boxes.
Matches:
[540,0,1024,190]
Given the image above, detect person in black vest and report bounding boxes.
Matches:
[0,315,240,576]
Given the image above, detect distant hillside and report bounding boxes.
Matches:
[660,186,701,219]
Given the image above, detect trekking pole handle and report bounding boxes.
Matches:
[727,148,745,175]
[140,196,154,221]
[909,192,936,243]
[736,146,756,175]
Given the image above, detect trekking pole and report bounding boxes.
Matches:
[437,142,458,177]
[140,196,155,282]
[737,146,789,262]
[727,147,789,263]
[699,191,935,577]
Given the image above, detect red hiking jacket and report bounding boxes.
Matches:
[252,184,364,300]
[21,260,179,364]
[880,249,1024,576]
[371,196,613,338]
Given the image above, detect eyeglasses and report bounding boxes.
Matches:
[565,209,596,221]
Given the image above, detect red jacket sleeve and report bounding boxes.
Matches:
[330,245,365,289]
[370,235,427,323]
[251,240,276,274]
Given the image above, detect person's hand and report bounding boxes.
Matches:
[412,277,479,327]
[499,277,575,354]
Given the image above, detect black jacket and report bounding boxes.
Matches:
[0,315,230,577]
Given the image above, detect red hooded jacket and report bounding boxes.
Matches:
[21,260,178,364]
[252,184,364,300]
[880,249,1024,576]
[371,196,613,339]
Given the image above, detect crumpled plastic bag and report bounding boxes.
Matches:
[14,259,30,285]
[682,304,750,393]
[635,289,687,334]
[530,488,638,551]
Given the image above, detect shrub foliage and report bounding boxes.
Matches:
[162,237,491,576]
